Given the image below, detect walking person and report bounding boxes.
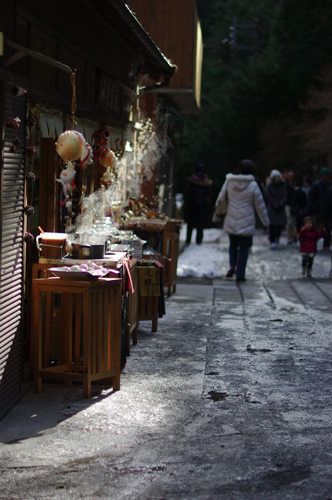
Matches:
[284,170,297,244]
[320,184,332,277]
[214,159,269,282]
[265,169,287,248]
[299,216,326,277]
[306,167,332,251]
[291,176,311,234]
[185,163,213,245]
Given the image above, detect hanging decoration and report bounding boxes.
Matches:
[26,115,37,128]
[24,205,35,216]
[100,148,118,186]
[56,130,93,228]
[114,138,126,159]
[23,232,34,243]
[26,171,36,182]
[92,124,118,187]
[12,85,27,97]
[10,137,21,153]
[7,117,21,129]
[25,146,37,158]
[92,124,110,162]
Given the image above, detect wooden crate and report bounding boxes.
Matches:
[31,277,122,398]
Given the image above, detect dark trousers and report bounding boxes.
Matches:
[302,254,314,270]
[229,234,252,278]
[269,225,283,243]
[186,205,206,244]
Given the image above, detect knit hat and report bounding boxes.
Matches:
[320,167,331,177]
[270,169,282,179]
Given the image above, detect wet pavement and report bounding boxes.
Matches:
[1,230,332,499]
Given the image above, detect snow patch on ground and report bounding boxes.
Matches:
[177,243,227,279]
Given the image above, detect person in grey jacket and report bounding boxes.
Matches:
[215,160,269,282]
[265,169,287,248]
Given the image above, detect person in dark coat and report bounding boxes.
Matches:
[284,170,297,244]
[265,169,287,248]
[291,176,311,233]
[306,167,332,250]
[185,163,213,245]
[320,184,332,276]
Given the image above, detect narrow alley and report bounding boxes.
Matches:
[0,230,332,499]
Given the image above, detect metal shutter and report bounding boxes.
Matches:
[0,80,26,420]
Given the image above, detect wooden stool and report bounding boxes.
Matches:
[31,277,122,398]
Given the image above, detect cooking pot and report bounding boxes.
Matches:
[36,232,67,258]
[71,243,92,259]
[90,244,105,259]
[71,243,105,259]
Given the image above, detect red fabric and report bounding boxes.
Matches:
[299,228,326,254]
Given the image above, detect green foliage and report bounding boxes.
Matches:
[177,0,332,192]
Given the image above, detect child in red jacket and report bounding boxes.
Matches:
[299,216,326,277]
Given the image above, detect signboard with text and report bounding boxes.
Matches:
[138,266,160,297]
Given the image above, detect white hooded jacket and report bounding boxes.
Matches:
[215,174,269,236]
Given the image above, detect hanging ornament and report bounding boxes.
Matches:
[102,167,114,185]
[12,85,27,97]
[99,148,116,168]
[92,124,112,162]
[23,232,34,243]
[65,199,73,211]
[114,139,125,159]
[25,146,37,158]
[24,205,34,216]
[7,117,21,129]
[56,130,93,167]
[93,130,109,146]
[10,136,21,153]
[26,171,36,182]
[56,161,76,200]
[26,115,37,128]
[79,185,87,212]
[56,130,84,162]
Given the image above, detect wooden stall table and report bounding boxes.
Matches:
[162,231,180,297]
[124,258,138,355]
[31,276,122,398]
[162,219,182,297]
[137,261,163,332]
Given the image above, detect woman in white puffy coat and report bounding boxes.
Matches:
[215,160,269,282]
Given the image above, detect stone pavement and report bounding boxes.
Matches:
[0,231,332,499]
